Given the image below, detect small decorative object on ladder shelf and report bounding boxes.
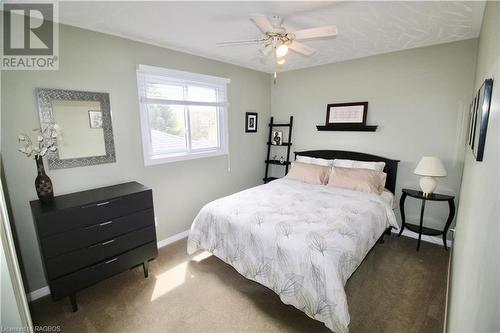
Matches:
[263,116,293,183]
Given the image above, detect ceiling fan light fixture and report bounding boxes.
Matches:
[277,56,286,65]
[275,44,288,58]
[260,44,273,57]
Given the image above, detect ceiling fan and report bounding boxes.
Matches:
[216,15,338,66]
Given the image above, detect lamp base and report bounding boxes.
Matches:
[419,176,437,196]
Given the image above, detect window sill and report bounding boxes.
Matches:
[144,149,228,166]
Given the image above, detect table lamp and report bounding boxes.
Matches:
[414,156,447,196]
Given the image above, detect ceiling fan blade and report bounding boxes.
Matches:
[216,38,266,47]
[289,41,316,56]
[250,14,273,33]
[293,25,338,40]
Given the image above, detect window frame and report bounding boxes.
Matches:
[136,64,230,166]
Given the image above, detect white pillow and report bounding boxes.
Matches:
[296,155,334,167]
[332,158,386,171]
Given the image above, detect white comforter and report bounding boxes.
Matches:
[187,179,398,332]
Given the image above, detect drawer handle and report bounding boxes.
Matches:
[84,220,113,230]
[87,239,114,249]
[82,198,121,209]
[99,221,113,227]
[101,239,115,246]
[90,257,118,269]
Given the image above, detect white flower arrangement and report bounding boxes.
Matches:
[18,125,59,159]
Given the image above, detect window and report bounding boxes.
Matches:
[136,64,230,165]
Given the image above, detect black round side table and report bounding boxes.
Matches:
[398,188,455,251]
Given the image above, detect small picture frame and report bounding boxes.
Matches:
[471,79,493,161]
[467,94,478,147]
[88,110,103,129]
[271,131,283,145]
[245,112,258,133]
[326,102,368,126]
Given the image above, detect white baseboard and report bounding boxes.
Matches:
[157,229,190,248]
[27,229,191,302]
[391,228,453,248]
[27,286,50,302]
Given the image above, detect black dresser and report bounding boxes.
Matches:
[30,181,157,311]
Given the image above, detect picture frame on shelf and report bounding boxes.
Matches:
[326,102,368,126]
[271,130,283,145]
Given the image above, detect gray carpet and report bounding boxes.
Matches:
[30,235,449,333]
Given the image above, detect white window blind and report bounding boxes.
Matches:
[136,65,230,165]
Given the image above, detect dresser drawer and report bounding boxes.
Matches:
[46,225,156,279]
[36,190,153,237]
[50,241,157,300]
[41,208,154,259]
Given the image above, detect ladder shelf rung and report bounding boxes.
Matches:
[266,142,292,146]
[265,160,291,166]
[269,123,292,127]
[263,177,278,183]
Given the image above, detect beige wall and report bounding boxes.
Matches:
[1,24,271,292]
[270,39,478,230]
[448,2,500,332]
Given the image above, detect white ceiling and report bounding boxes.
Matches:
[58,1,485,73]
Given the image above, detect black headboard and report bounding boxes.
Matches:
[294,150,400,193]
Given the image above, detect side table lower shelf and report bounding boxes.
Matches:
[398,188,455,251]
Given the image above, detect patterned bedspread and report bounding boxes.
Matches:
[188,179,398,332]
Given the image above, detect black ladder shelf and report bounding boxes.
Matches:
[263,116,293,183]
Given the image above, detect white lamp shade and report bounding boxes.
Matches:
[414,156,447,177]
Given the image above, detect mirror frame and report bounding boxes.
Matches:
[36,88,116,169]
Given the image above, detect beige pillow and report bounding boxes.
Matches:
[327,166,387,194]
[285,162,331,185]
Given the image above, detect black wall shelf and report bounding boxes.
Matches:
[316,125,378,132]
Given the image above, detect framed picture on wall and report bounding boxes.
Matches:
[88,110,103,129]
[467,95,477,146]
[245,112,258,133]
[326,102,368,126]
[472,78,493,161]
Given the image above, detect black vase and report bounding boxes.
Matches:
[35,155,54,205]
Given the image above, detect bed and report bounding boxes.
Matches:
[187,150,399,332]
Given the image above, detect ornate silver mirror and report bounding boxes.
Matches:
[36,88,116,169]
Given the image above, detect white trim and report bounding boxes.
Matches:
[27,286,50,302]
[1,178,33,327]
[391,228,453,248]
[157,229,190,249]
[140,96,229,108]
[145,148,228,166]
[28,229,191,302]
[137,64,230,85]
[136,65,229,167]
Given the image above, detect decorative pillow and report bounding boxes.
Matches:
[327,166,387,194]
[285,162,331,185]
[332,158,386,172]
[296,155,334,167]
